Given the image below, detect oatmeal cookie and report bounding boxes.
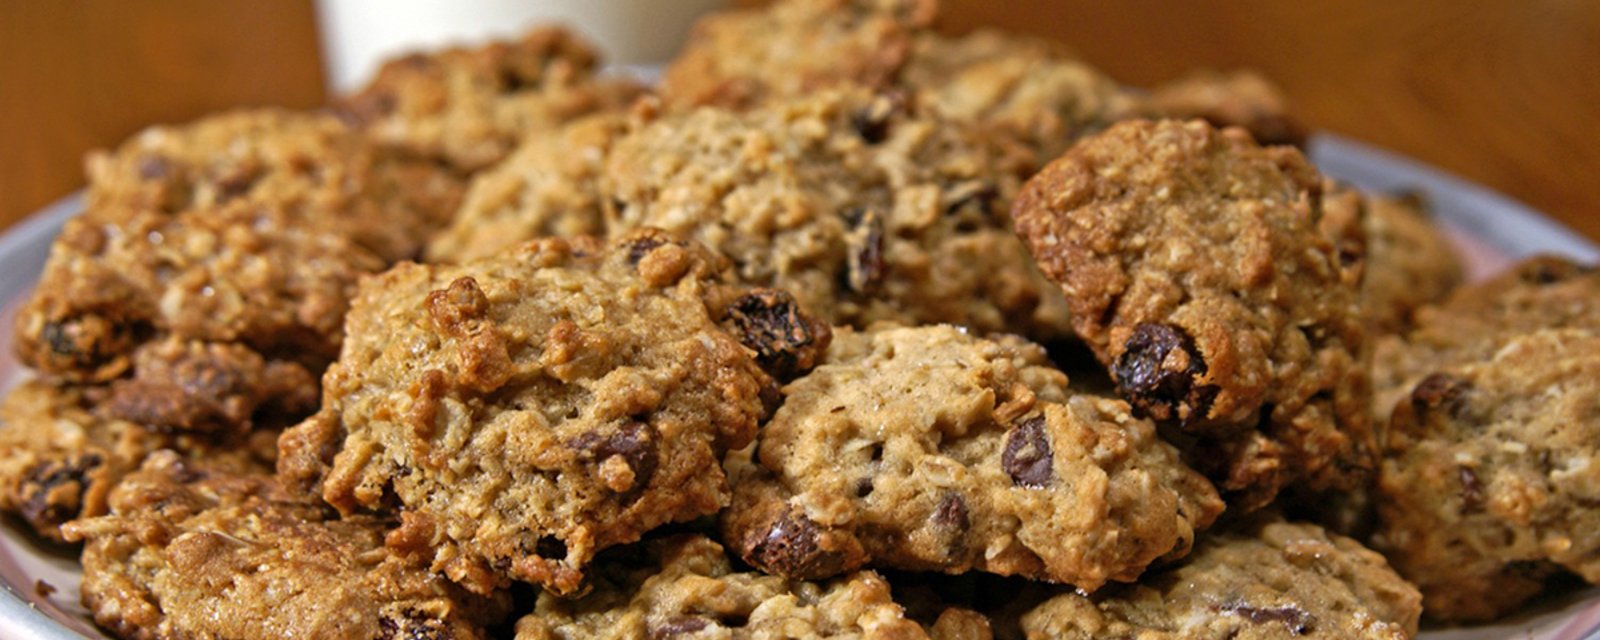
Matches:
[1372,328,1600,622]
[426,113,630,263]
[1019,517,1421,639]
[514,535,928,639]
[661,0,936,109]
[0,379,276,542]
[607,89,1073,340]
[62,451,510,640]
[723,325,1223,590]
[1319,187,1462,335]
[900,29,1138,165]
[1012,119,1372,509]
[278,231,822,595]
[13,109,461,385]
[337,27,645,172]
[1142,70,1308,147]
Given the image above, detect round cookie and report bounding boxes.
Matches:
[722,325,1223,590]
[1019,517,1421,639]
[62,451,510,640]
[277,230,826,595]
[1012,119,1372,509]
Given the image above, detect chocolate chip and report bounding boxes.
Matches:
[748,510,846,579]
[1459,466,1485,512]
[378,609,449,640]
[1410,373,1472,419]
[19,454,103,534]
[855,477,874,497]
[1215,602,1315,635]
[1002,415,1054,488]
[1111,323,1218,426]
[650,617,711,638]
[850,97,895,144]
[726,289,828,380]
[569,422,660,494]
[845,208,885,293]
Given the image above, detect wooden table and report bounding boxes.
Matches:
[3,0,1597,243]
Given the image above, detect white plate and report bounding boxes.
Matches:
[0,134,1596,639]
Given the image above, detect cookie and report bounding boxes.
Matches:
[277,231,823,595]
[61,450,510,640]
[1320,187,1463,335]
[661,0,936,109]
[1012,119,1372,509]
[336,27,645,172]
[13,109,460,387]
[1372,327,1600,622]
[723,325,1222,590]
[1019,517,1421,639]
[1142,70,1308,147]
[514,535,928,639]
[426,113,630,263]
[606,88,1073,340]
[900,29,1138,165]
[0,379,276,542]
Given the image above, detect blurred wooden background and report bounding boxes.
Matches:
[2,0,1597,242]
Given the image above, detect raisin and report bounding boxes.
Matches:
[1458,466,1485,511]
[726,289,829,380]
[929,492,970,557]
[1002,415,1054,488]
[1111,322,1218,426]
[625,235,668,264]
[535,536,569,561]
[850,97,895,144]
[748,510,846,579]
[1215,602,1315,635]
[845,208,885,293]
[942,181,998,215]
[378,610,450,640]
[650,617,711,638]
[19,454,103,534]
[1410,373,1471,419]
[41,321,77,357]
[137,156,171,181]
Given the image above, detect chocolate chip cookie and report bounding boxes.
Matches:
[0,379,278,541]
[278,231,822,595]
[607,88,1073,340]
[426,113,630,263]
[723,325,1223,590]
[662,0,936,109]
[13,109,460,387]
[62,450,511,640]
[514,535,928,639]
[1012,119,1372,509]
[1373,327,1600,622]
[1019,517,1421,639]
[337,27,644,172]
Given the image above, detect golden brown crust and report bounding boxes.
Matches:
[1142,70,1308,148]
[1319,186,1463,336]
[1012,119,1372,509]
[279,230,812,595]
[661,0,936,110]
[62,451,510,640]
[1019,518,1421,639]
[722,326,1223,590]
[337,26,645,172]
[514,535,930,640]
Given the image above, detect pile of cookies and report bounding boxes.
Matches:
[1,0,1595,638]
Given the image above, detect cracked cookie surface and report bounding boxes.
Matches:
[1019,518,1421,640]
[723,325,1222,590]
[515,535,929,640]
[278,231,816,595]
[63,451,510,640]
[1012,119,1372,509]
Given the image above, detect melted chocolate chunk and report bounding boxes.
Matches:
[1111,322,1218,426]
[747,510,845,579]
[1002,415,1054,488]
